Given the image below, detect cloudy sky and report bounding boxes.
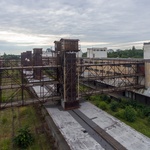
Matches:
[0,0,150,54]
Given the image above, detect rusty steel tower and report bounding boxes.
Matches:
[55,38,80,109]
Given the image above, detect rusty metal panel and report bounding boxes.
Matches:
[54,41,61,51]
[65,53,76,98]
[138,64,145,74]
[65,53,78,104]
[63,100,79,110]
[21,51,32,68]
[26,51,32,70]
[33,48,42,79]
[33,48,42,54]
[60,39,79,51]
[21,52,26,66]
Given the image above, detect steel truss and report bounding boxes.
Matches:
[78,58,145,97]
[0,59,61,110]
[0,57,145,110]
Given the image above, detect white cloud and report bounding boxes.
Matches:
[0,0,150,54]
[81,41,109,46]
[0,31,48,44]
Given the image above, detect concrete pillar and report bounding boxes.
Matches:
[144,43,150,59]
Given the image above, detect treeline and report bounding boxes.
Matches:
[108,48,143,58]
[82,52,87,57]
[2,53,20,60]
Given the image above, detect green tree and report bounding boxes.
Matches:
[110,101,118,112]
[3,53,20,60]
[108,49,143,58]
[82,52,87,57]
[132,46,136,51]
[124,106,136,122]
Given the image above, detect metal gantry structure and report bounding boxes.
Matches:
[79,58,145,96]
[0,39,145,110]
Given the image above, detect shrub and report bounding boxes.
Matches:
[110,101,118,112]
[128,100,137,108]
[115,109,125,119]
[147,115,150,125]
[99,101,107,110]
[101,94,109,101]
[13,126,34,149]
[124,106,136,122]
[142,107,150,117]
[136,103,144,109]
[106,97,111,103]
[137,109,145,119]
[1,117,7,124]
[119,98,128,108]
[89,95,100,101]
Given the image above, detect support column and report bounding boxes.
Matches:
[33,48,42,80]
[21,68,24,105]
[145,61,150,88]
[0,69,2,109]
[56,38,80,109]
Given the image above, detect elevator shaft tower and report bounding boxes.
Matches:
[55,38,80,109]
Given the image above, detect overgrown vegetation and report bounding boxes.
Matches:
[0,106,55,150]
[88,94,150,137]
[1,69,31,102]
[110,101,118,112]
[13,126,34,149]
[124,106,136,122]
[79,85,89,92]
[82,52,87,57]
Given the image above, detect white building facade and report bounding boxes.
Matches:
[143,42,150,88]
[144,42,150,59]
[87,47,107,58]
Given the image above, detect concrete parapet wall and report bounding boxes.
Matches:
[41,107,70,150]
[145,62,150,88]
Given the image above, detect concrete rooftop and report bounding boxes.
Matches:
[79,102,150,150]
[45,102,150,150]
[46,106,104,150]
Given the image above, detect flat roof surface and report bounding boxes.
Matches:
[79,102,150,150]
[45,102,150,150]
[46,106,104,150]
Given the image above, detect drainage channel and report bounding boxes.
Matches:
[69,109,127,150]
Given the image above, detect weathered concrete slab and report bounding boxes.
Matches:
[46,106,104,150]
[79,102,150,150]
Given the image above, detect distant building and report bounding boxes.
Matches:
[143,42,150,59]
[87,47,107,58]
[42,48,55,57]
[76,50,83,58]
